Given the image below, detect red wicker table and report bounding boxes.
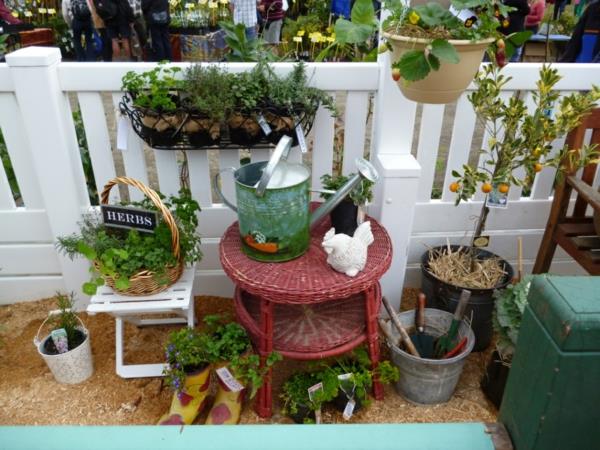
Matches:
[220,207,392,418]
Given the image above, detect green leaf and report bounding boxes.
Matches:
[398,50,431,82]
[334,19,375,44]
[427,53,440,71]
[77,241,96,260]
[95,277,105,286]
[414,3,459,28]
[115,278,130,290]
[504,31,533,59]
[431,40,459,64]
[351,0,376,26]
[82,282,98,295]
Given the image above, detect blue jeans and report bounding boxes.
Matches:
[72,18,96,62]
[245,26,257,41]
[150,23,172,61]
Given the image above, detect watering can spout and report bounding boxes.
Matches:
[310,158,379,229]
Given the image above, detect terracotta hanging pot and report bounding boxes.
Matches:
[383,33,494,104]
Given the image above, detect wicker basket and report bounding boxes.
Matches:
[98,177,184,296]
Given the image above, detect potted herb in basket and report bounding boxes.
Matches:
[34,292,94,384]
[280,369,338,424]
[158,327,215,425]
[182,64,234,147]
[320,173,374,235]
[481,276,531,408]
[423,65,600,351]
[120,62,184,147]
[57,178,202,296]
[381,0,530,103]
[204,315,281,425]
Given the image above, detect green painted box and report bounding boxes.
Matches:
[499,275,600,450]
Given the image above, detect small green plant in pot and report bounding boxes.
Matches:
[481,276,531,408]
[280,369,338,424]
[121,63,184,146]
[320,173,374,236]
[182,65,234,147]
[34,292,94,384]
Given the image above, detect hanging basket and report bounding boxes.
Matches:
[98,177,184,296]
[383,32,494,104]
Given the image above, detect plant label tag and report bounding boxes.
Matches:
[296,122,308,153]
[338,373,352,381]
[216,367,244,392]
[117,116,129,151]
[257,114,272,136]
[307,382,323,401]
[101,205,158,233]
[315,408,322,424]
[342,398,356,420]
[486,185,508,209]
[50,328,69,353]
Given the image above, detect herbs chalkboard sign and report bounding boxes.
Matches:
[101,205,158,233]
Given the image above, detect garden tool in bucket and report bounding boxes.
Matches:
[435,289,471,358]
[215,136,379,262]
[410,293,435,358]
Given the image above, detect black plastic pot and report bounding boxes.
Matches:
[332,389,363,414]
[288,402,315,424]
[480,350,511,409]
[330,200,359,236]
[421,245,514,352]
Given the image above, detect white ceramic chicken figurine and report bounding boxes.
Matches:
[322,221,374,277]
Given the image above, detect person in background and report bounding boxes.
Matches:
[62,0,97,61]
[259,0,284,43]
[500,0,531,61]
[142,0,171,61]
[104,0,135,60]
[128,0,149,60]
[0,0,22,24]
[87,0,112,61]
[560,0,600,62]
[230,0,259,41]
[525,0,546,34]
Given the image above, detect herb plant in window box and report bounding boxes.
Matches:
[320,173,374,236]
[57,177,202,297]
[120,62,184,148]
[381,0,529,103]
[34,292,94,384]
[423,65,600,350]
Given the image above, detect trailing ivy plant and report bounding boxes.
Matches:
[493,276,531,361]
[121,62,183,112]
[56,189,202,295]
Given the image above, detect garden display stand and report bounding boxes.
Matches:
[87,266,195,378]
[220,205,392,418]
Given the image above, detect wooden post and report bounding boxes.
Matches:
[6,47,91,309]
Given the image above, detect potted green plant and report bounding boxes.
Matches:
[423,65,600,350]
[120,62,184,147]
[182,65,234,147]
[57,183,202,296]
[320,173,374,236]
[158,327,215,425]
[203,315,281,425]
[34,292,94,384]
[280,369,338,424]
[263,62,337,145]
[481,276,531,408]
[381,0,529,103]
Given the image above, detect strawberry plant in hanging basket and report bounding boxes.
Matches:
[57,177,202,296]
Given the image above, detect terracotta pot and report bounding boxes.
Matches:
[382,32,494,104]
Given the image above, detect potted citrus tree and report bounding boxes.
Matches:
[423,65,600,350]
[381,0,529,103]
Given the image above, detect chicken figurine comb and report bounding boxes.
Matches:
[322,221,374,277]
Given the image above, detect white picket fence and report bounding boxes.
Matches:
[0,46,596,307]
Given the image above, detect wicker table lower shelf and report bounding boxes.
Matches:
[235,285,381,359]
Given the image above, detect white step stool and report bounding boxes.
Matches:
[87,266,195,378]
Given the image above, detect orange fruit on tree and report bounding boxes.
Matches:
[449,182,460,193]
[481,183,493,194]
[534,163,543,173]
[498,183,510,194]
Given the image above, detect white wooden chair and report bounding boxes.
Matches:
[87,266,195,378]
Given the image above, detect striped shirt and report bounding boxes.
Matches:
[232,0,257,27]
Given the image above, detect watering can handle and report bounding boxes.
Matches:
[214,167,238,213]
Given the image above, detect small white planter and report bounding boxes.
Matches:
[34,311,94,384]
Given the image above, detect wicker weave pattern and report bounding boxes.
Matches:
[98,177,183,296]
[220,210,392,304]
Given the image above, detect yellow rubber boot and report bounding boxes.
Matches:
[205,375,246,425]
[158,365,211,425]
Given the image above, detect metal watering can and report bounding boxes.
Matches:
[215,136,379,262]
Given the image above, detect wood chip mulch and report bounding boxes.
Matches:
[0,289,497,425]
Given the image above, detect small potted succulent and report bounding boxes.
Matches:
[158,327,215,425]
[320,173,374,236]
[423,65,600,351]
[280,369,338,424]
[34,292,94,384]
[481,276,531,408]
[57,185,202,296]
[182,65,234,147]
[381,0,529,103]
[204,315,281,425]
[120,62,184,147]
